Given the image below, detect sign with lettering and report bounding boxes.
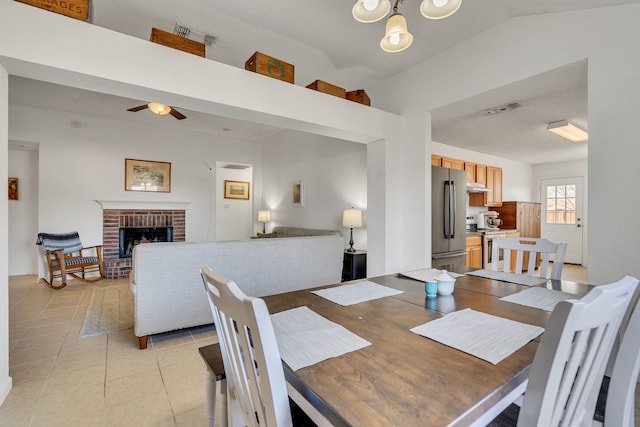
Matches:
[15,0,89,21]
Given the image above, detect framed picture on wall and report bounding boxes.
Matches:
[8,178,18,200]
[125,158,171,192]
[292,180,303,207]
[224,180,250,200]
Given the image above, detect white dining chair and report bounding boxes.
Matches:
[491,237,567,280]
[200,266,329,427]
[592,288,640,426]
[486,275,639,427]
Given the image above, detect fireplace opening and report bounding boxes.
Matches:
[119,227,173,258]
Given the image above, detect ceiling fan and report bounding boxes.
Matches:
[127,102,187,120]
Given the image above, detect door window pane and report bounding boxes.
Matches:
[546,184,576,224]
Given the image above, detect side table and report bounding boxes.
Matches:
[342,250,367,281]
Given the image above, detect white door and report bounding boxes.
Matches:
[540,177,583,265]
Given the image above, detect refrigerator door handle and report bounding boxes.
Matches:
[444,180,451,238]
[450,180,456,239]
[432,250,467,259]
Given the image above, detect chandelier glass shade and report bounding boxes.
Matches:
[352,0,391,23]
[420,0,462,20]
[380,13,413,52]
[147,103,171,116]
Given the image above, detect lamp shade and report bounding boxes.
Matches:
[343,209,363,228]
[547,120,588,142]
[148,103,171,115]
[380,13,413,53]
[258,210,271,222]
[352,0,391,23]
[420,0,462,20]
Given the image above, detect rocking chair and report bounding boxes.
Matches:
[36,231,105,289]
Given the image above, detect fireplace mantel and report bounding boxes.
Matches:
[95,200,191,210]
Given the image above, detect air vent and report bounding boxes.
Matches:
[174,24,191,38]
[223,164,250,170]
[484,102,522,115]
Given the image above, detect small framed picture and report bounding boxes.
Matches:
[125,158,171,192]
[8,178,18,200]
[224,180,250,200]
[292,180,303,207]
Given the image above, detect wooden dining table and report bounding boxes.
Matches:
[261,272,591,427]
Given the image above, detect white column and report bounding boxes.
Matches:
[0,64,12,406]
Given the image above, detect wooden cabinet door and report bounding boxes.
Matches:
[442,157,465,170]
[464,163,476,183]
[470,247,482,268]
[486,167,502,207]
[431,155,443,167]
[475,164,487,186]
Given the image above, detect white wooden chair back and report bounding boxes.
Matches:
[599,290,640,426]
[201,266,293,427]
[517,275,639,427]
[491,237,568,280]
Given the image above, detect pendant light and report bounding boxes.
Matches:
[420,0,462,20]
[352,0,391,23]
[380,2,413,53]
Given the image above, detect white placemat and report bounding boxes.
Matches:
[401,268,465,282]
[466,269,548,286]
[410,308,544,365]
[312,281,403,306]
[271,306,371,371]
[500,287,578,312]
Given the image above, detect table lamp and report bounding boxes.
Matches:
[258,210,271,234]
[343,208,362,253]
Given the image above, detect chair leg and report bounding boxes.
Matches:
[40,276,67,290]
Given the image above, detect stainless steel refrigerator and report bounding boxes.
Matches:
[432,166,467,273]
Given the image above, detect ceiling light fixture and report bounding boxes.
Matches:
[547,120,588,142]
[353,0,461,52]
[147,103,172,116]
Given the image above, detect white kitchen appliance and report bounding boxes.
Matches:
[477,211,503,230]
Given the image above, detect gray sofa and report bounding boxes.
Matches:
[256,226,342,238]
[129,235,343,349]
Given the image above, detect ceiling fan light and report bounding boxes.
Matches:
[547,120,588,142]
[352,0,391,23]
[380,13,413,52]
[420,0,462,20]
[148,102,171,116]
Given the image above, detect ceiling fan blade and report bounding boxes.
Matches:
[127,104,149,112]
[169,107,187,120]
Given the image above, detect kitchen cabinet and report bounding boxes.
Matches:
[466,235,482,268]
[469,166,503,207]
[441,157,465,170]
[431,155,443,166]
[495,202,541,271]
[465,162,488,186]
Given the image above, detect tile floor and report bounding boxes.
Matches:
[2,275,217,427]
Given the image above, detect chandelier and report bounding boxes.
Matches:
[352,0,462,52]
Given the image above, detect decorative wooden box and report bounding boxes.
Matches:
[15,0,89,21]
[306,80,346,99]
[245,52,295,84]
[150,28,206,58]
[346,89,371,106]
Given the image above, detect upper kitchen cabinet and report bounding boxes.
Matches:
[441,157,465,170]
[469,166,503,207]
[464,162,487,185]
[431,155,443,166]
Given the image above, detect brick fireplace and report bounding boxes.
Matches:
[98,202,187,278]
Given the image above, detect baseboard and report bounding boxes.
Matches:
[0,375,13,406]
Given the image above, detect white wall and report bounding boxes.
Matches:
[8,105,264,275]
[215,165,254,241]
[0,65,11,406]
[8,148,38,275]
[372,5,640,284]
[261,130,368,252]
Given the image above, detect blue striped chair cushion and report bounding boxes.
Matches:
[36,232,84,254]
[51,256,99,268]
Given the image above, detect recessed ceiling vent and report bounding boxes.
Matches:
[484,102,522,115]
[223,164,250,170]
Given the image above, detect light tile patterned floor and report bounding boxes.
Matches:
[2,275,217,427]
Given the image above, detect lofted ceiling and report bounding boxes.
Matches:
[9,1,638,163]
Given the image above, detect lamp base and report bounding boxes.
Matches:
[347,227,356,253]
